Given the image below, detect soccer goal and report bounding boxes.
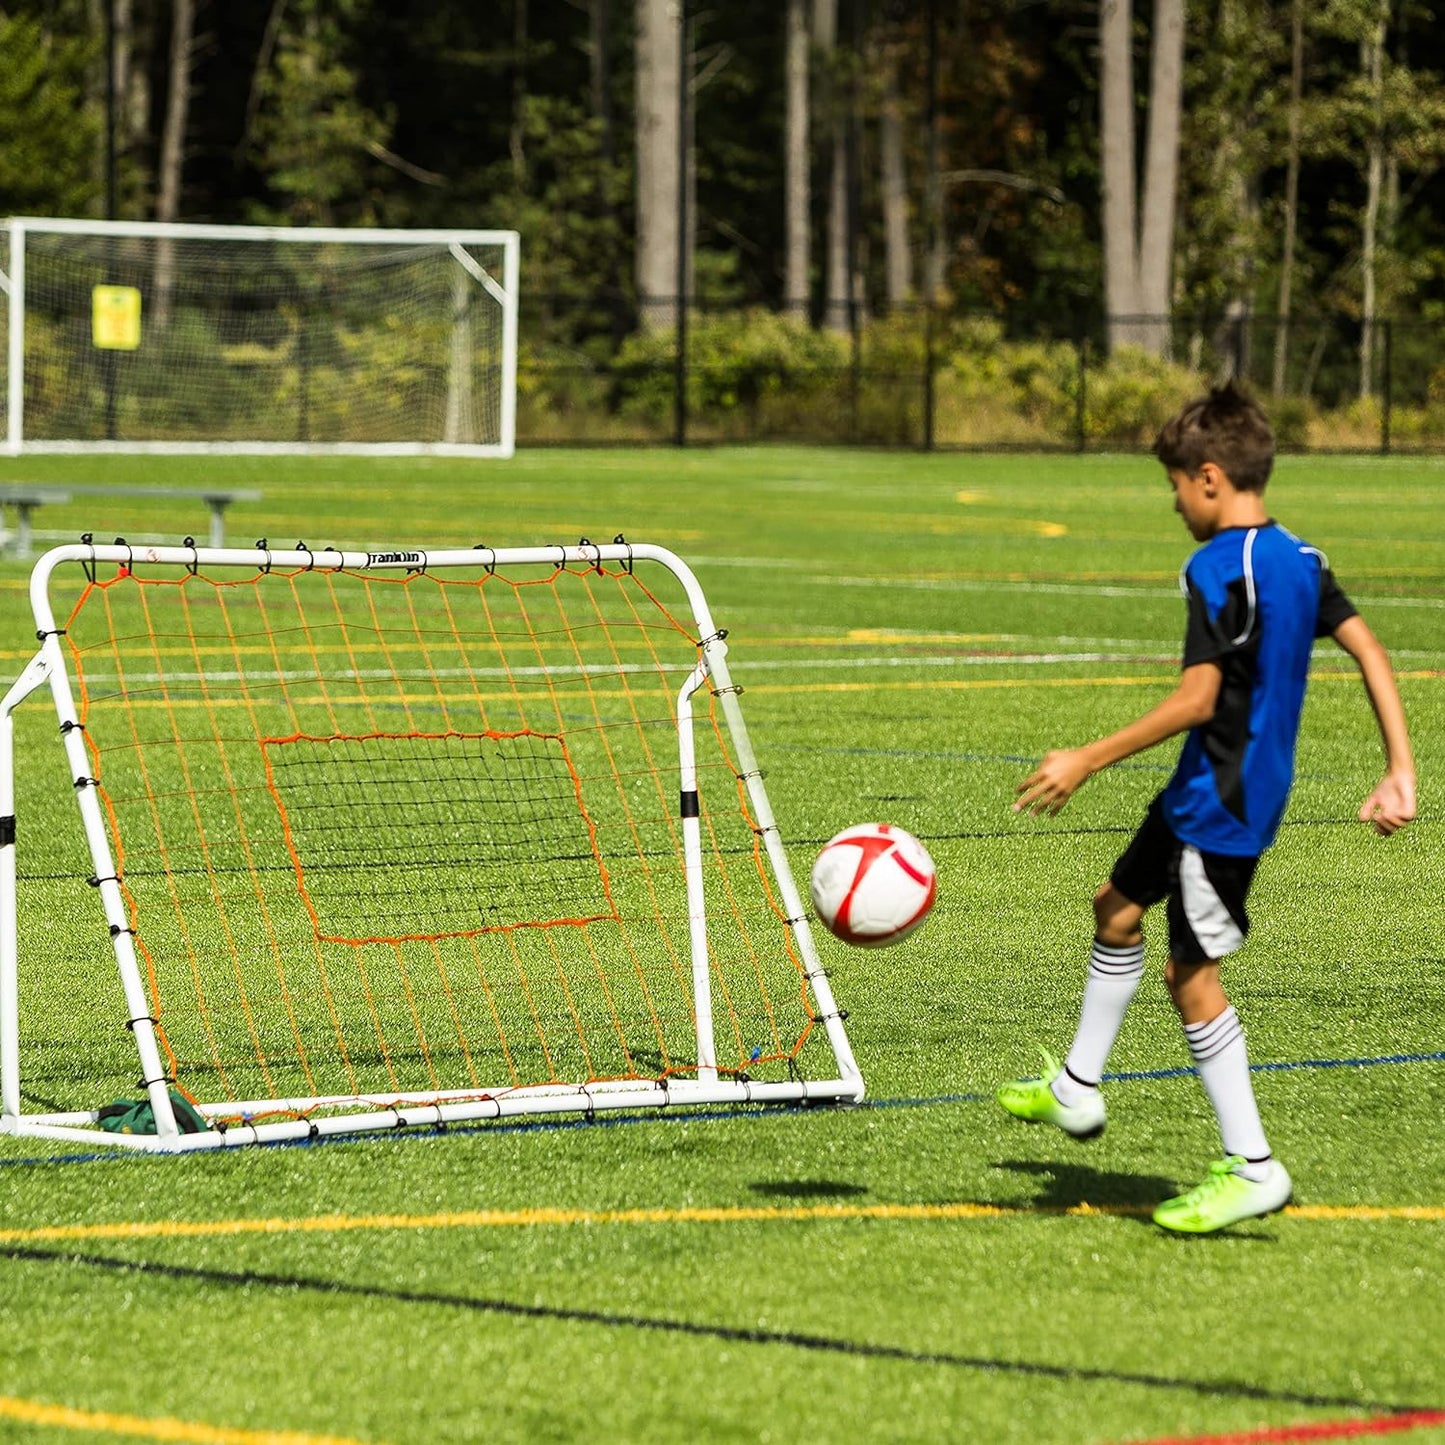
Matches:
[0,539,863,1151]
[1,218,518,456]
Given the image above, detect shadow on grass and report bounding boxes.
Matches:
[993,1159,1176,1212]
[990,1161,1285,1241]
[749,1179,870,1199]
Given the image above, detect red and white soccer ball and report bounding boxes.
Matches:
[809,823,937,947]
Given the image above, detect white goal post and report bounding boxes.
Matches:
[0,539,864,1151]
[1,218,519,457]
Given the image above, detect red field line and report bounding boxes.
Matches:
[1128,1408,1445,1445]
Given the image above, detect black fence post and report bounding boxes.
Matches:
[923,301,936,451]
[297,289,311,443]
[1075,334,1088,452]
[103,0,119,441]
[1381,318,1393,456]
[1232,313,1247,382]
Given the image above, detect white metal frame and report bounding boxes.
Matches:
[0,541,863,1152]
[1,217,520,458]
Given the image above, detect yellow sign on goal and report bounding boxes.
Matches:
[92,285,142,350]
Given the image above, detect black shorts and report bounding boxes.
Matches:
[1109,798,1259,964]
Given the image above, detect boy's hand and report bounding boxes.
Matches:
[1359,771,1416,835]
[1015,748,1095,815]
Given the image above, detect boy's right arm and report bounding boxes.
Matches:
[1331,614,1417,835]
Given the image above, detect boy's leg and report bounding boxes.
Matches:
[1167,959,1272,1171]
[996,883,1145,1137]
[999,796,1172,1138]
[1050,884,1147,1106]
[1153,952,1292,1233]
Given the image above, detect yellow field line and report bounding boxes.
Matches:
[2,1198,1440,1247]
[742,668,1443,695]
[0,1394,380,1445]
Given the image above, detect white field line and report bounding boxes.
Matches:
[64,647,1445,689]
[822,575,1445,608]
[691,557,1445,609]
[74,652,1183,686]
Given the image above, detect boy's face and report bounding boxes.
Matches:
[1167,467,1220,541]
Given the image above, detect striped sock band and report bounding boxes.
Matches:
[1184,1005,1272,1174]
[1055,938,1146,1102]
[1088,938,1146,981]
[1183,1004,1245,1065]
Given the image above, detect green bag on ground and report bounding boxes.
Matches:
[96,1088,210,1135]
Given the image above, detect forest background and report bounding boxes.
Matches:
[4,0,1445,450]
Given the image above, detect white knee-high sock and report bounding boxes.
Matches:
[1183,1005,1272,1177]
[1052,938,1145,1105]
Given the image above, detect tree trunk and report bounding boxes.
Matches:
[588,0,625,335]
[94,0,139,215]
[1100,0,1182,356]
[1359,2,1387,400]
[153,0,195,329]
[635,0,681,330]
[813,0,849,333]
[784,0,810,317]
[924,0,944,299]
[1272,0,1304,396]
[880,49,912,308]
[590,0,614,168]
[511,0,528,185]
[1099,0,1142,351]
[1137,0,1184,355]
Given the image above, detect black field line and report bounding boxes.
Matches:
[14,813,1436,885]
[2,1244,1435,1417]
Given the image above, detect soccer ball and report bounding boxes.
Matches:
[809,823,937,947]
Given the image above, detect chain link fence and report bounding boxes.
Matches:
[516,296,1445,452]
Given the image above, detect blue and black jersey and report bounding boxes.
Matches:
[1159,522,1356,858]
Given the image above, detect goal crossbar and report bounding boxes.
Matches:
[0,541,863,1152]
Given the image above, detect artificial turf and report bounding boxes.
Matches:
[0,446,1440,1444]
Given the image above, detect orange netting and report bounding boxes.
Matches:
[53,557,820,1117]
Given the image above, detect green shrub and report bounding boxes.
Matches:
[1079,345,1203,446]
[612,309,849,429]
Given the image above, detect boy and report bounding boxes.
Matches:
[998,383,1416,1234]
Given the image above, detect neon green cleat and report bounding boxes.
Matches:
[996,1049,1106,1139]
[1152,1157,1293,1234]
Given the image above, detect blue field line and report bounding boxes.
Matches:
[1105,1049,1445,1083]
[869,1049,1445,1106]
[1,1049,1440,1171]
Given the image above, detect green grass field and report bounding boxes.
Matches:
[0,447,1441,1445]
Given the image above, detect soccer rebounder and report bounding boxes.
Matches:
[999,383,1417,1234]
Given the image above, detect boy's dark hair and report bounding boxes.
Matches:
[1154,382,1275,492]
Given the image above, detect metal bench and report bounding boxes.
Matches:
[0,483,263,557]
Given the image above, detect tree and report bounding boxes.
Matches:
[783,0,810,316]
[154,0,197,327]
[879,37,912,307]
[249,0,392,227]
[813,0,850,331]
[635,0,683,328]
[0,12,99,217]
[1273,0,1305,395]
[1171,0,1284,382]
[1303,0,1445,396]
[1099,0,1184,354]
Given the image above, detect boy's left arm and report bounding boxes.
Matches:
[1331,614,1417,835]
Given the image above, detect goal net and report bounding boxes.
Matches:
[0,540,863,1150]
[1,218,518,456]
